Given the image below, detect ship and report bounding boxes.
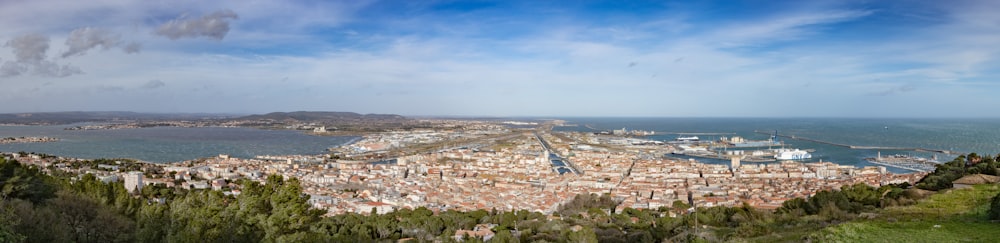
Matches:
[719,135,781,148]
[863,152,939,172]
[676,136,700,142]
[774,149,812,160]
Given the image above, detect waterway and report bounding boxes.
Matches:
[0,124,358,163]
[555,118,1000,174]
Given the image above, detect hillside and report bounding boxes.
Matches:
[236,111,407,123]
[810,184,1000,242]
[0,111,230,125]
[0,111,407,126]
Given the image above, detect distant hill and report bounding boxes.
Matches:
[0,111,406,125]
[0,111,232,125]
[236,111,408,123]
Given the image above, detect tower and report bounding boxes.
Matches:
[124,171,144,193]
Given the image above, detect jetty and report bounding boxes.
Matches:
[865,154,938,172]
[754,131,958,155]
[658,132,736,135]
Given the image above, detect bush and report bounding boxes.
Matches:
[988,192,1000,220]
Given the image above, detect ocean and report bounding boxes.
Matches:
[0,125,357,163]
[555,118,1000,173]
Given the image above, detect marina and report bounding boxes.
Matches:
[753,130,959,155]
[672,146,818,163]
[865,153,939,172]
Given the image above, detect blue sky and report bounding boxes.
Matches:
[0,0,998,117]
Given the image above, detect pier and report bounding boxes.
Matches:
[659,132,736,135]
[865,154,938,172]
[754,131,958,155]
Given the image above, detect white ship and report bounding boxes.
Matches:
[676,136,700,142]
[774,149,812,160]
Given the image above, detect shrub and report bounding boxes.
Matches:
[988,192,1000,220]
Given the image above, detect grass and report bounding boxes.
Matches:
[811,184,1000,243]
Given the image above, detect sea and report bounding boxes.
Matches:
[555,118,1000,174]
[1,118,998,173]
[0,124,358,163]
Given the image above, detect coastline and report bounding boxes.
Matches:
[1,125,358,163]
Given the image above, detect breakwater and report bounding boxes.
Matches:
[754,131,958,155]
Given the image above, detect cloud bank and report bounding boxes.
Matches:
[0,1,998,117]
[6,34,49,63]
[2,33,83,78]
[155,10,239,40]
[62,27,121,57]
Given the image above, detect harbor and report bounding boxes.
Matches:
[865,152,939,172]
[667,131,811,163]
[753,131,959,155]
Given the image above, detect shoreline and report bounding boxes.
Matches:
[0,136,59,144]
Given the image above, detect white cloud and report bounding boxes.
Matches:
[709,10,873,47]
[0,0,997,117]
[6,34,50,63]
[155,10,239,40]
[62,27,121,57]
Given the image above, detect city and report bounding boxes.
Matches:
[3,0,1000,242]
[6,120,925,217]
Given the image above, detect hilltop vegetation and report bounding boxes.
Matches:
[812,184,1000,242]
[916,153,1000,190]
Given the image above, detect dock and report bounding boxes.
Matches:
[659,132,736,135]
[754,131,958,155]
[864,154,938,172]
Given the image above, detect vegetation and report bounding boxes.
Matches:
[990,188,1000,220]
[916,153,1000,191]
[0,158,323,243]
[811,184,1000,242]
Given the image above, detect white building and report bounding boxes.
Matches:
[124,171,144,193]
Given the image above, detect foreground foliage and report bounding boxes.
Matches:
[916,153,1000,191]
[812,184,1000,242]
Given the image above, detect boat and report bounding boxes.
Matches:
[676,136,699,142]
[720,136,781,147]
[774,149,812,160]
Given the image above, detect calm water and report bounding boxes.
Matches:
[556,118,1000,173]
[0,125,357,163]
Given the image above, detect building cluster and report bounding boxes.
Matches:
[341,125,509,155]
[2,128,928,217]
[197,132,926,215]
[0,136,59,144]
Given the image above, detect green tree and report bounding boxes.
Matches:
[0,158,56,204]
[491,230,516,242]
[6,198,72,243]
[260,176,324,241]
[49,192,135,243]
[989,192,1000,220]
[0,201,26,243]
[135,203,170,242]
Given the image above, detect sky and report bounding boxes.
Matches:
[1,0,999,117]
